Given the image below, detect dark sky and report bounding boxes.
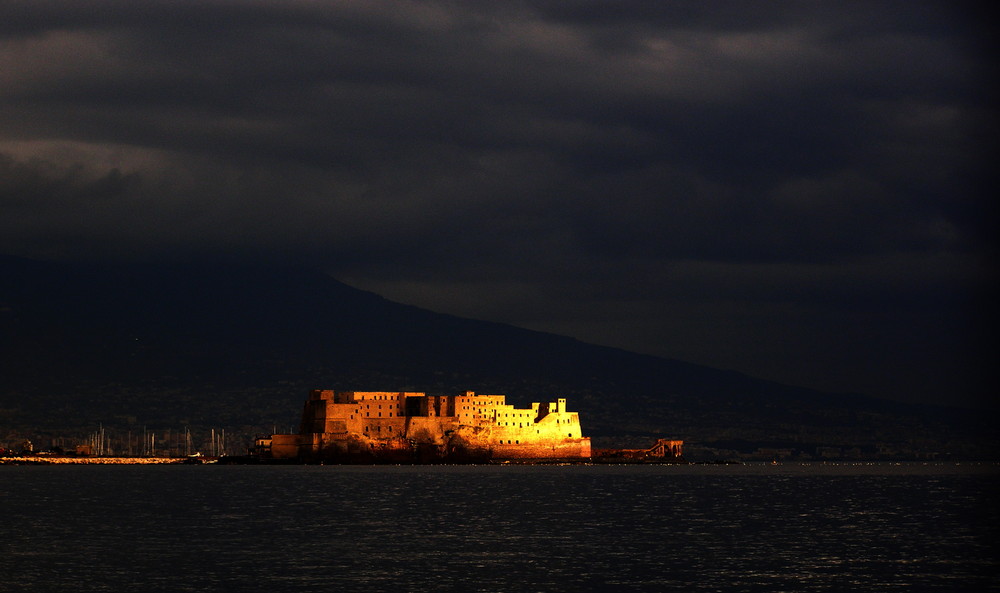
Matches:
[1,1,996,408]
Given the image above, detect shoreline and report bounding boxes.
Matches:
[0,456,197,465]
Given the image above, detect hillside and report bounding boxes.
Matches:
[0,256,993,459]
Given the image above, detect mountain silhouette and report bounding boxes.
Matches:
[0,255,991,458]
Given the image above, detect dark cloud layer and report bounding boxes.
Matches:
[1,1,995,407]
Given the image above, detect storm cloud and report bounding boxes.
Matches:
[1,1,995,406]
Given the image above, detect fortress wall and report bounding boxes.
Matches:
[418,395,453,417]
[493,405,536,429]
[277,390,593,461]
[270,433,303,459]
[455,393,507,423]
[405,416,458,445]
[533,411,585,439]
[454,422,591,459]
[353,395,405,420]
[358,416,407,438]
[299,397,330,433]
[332,391,355,404]
[322,403,361,433]
[340,391,421,410]
[492,438,592,459]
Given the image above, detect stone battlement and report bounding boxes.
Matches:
[267,390,592,463]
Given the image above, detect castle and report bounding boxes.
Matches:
[265,390,592,462]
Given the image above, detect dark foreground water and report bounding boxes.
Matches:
[1,463,997,592]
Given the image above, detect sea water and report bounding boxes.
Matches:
[1,463,997,592]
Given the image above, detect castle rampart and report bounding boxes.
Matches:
[268,390,592,462]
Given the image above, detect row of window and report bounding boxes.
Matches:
[362,404,402,411]
[356,394,404,401]
[354,427,576,439]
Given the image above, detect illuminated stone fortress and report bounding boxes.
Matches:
[268,390,592,462]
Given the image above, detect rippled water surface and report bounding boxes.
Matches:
[2,463,997,592]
